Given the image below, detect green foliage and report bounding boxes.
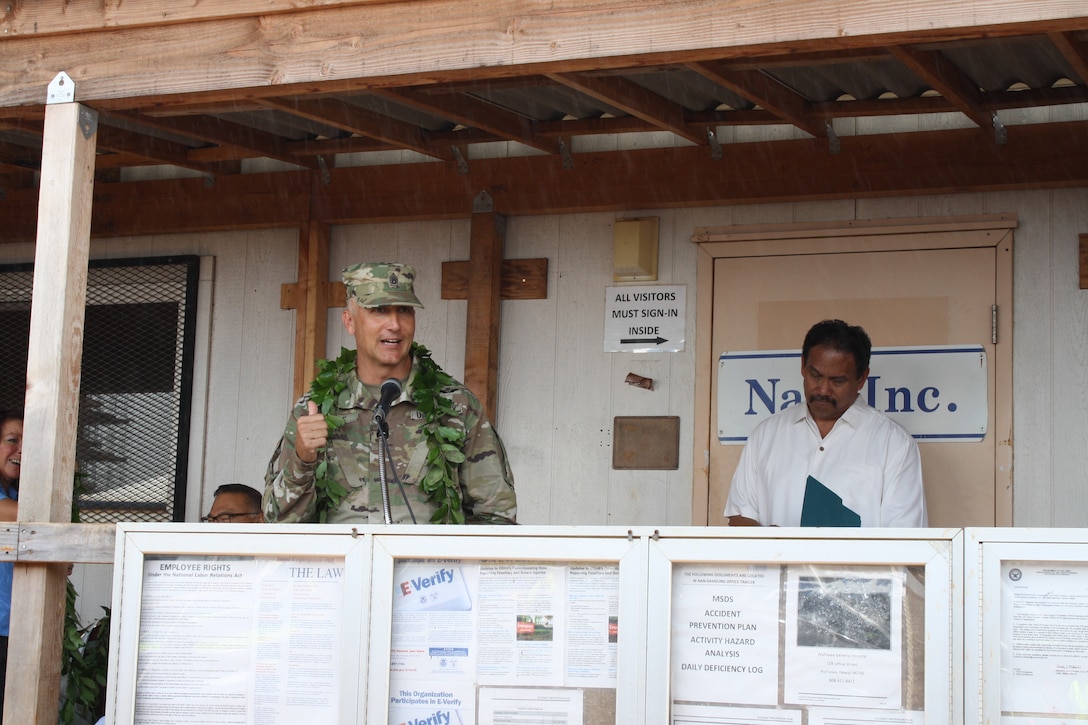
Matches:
[61,471,110,725]
[307,344,467,523]
[410,343,467,524]
[308,347,356,523]
[61,583,110,725]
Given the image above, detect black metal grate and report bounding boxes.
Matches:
[0,256,199,523]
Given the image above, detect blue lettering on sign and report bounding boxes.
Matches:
[744,379,802,415]
[742,375,945,416]
[866,375,942,414]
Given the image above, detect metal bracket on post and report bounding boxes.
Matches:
[316,155,331,185]
[472,190,494,214]
[825,121,841,154]
[992,113,1007,145]
[78,108,98,140]
[558,137,574,170]
[46,71,76,105]
[451,145,469,175]
[706,127,722,160]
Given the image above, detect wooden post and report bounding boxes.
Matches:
[464,195,506,422]
[5,93,97,723]
[288,221,331,400]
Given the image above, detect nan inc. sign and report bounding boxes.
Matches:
[717,345,988,444]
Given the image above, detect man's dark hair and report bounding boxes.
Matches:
[213,483,262,511]
[801,319,872,375]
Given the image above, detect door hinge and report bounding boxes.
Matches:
[991,304,998,345]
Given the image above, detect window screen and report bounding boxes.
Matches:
[0,256,200,523]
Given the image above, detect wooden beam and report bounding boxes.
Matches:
[370,88,560,154]
[3,121,1088,243]
[886,44,993,128]
[442,258,549,300]
[5,1,1088,107]
[688,61,827,138]
[546,72,706,145]
[260,97,446,160]
[1049,30,1088,83]
[107,110,320,170]
[287,221,332,401]
[464,207,506,422]
[0,0,408,37]
[1080,234,1088,289]
[5,98,97,725]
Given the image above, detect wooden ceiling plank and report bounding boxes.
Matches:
[0,0,406,37]
[546,72,706,145]
[7,2,1087,108]
[1048,31,1088,83]
[259,97,445,160]
[689,61,826,138]
[887,44,993,128]
[371,88,559,154]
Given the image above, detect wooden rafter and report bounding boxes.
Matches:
[688,60,827,138]
[108,110,320,169]
[1048,30,1088,83]
[370,87,560,154]
[887,44,993,128]
[259,97,446,160]
[95,123,241,175]
[545,72,706,145]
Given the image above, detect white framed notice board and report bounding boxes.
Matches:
[966,528,1088,725]
[645,527,962,724]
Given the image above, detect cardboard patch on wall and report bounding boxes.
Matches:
[612,416,680,470]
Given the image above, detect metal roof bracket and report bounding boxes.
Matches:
[706,127,722,160]
[825,121,840,154]
[472,190,494,213]
[46,71,75,105]
[992,113,1007,145]
[316,155,331,185]
[558,138,574,169]
[451,145,469,175]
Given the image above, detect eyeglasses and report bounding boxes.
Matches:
[200,512,261,523]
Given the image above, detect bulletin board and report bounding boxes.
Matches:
[106,523,374,725]
[645,527,961,724]
[106,524,962,725]
[966,528,1088,724]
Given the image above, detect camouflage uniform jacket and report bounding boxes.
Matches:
[263,360,517,525]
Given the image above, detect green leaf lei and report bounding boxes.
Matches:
[307,343,467,524]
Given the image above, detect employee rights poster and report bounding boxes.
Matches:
[136,556,344,725]
[388,559,619,725]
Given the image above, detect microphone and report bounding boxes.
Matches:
[373,378,402,424]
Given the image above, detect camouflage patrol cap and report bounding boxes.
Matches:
[342,262,424,308]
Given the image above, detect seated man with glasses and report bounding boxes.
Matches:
[202,483,265,523]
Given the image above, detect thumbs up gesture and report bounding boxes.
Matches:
[295,400,330,463]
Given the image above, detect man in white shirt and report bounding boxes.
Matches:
[724,320,927,528]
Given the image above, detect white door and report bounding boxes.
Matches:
[696,219,1013,528]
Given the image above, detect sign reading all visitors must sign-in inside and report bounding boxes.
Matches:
[603,285,686,353]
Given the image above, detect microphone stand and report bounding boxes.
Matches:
[374,411,417,525]
[375,413,393,524]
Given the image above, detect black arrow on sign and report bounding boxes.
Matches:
[620,337,667,345]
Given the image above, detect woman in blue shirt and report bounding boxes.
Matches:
[0,410,22,715]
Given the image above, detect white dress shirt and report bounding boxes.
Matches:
[725,396,927,527]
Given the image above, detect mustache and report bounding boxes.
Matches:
[808,395,835,404]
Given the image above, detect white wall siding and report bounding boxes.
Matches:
[2,177,1087,537]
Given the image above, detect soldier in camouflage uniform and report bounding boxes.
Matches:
[263,262,517,525]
